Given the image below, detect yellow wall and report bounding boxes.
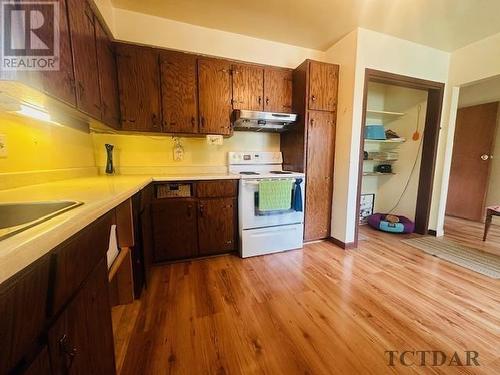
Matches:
[0,113,95,173]
[92,132,280,173]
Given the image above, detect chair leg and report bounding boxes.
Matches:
[483,212,492,241]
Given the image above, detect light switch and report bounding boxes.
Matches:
[0,134,7,157]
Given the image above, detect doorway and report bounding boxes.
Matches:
[354,69,445,245]
[443,75,500,249]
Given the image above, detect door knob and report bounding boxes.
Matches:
[480,154,490,161]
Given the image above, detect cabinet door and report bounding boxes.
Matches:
[198,58,232,135]
[232,64,264,111]
[308,61,338,112]
[305,111,335,241]
[151,199,198,262]
[0,257,50,374]
[22,346,52,375]
[42,0,76,106]
[48,260,115,375]
[95,17,120,129]
[67,0,101,119]
[264,68,292,113]
[160,51,198,133]
[116,44,162,132]
[198,198,237,256]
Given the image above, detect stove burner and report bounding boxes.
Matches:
[270,171,293,174]
[240,171,260,175]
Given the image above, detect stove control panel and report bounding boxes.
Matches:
[228,152,283,165]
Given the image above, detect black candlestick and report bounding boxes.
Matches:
[105,144,114,175]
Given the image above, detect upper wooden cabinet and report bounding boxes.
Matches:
[95,17,120,129]
[67,0,101,119]
[198,58,233,135]
[41,0,76,107]
[160,51,198,134]
[116,44,162,132]
[264,68,293,113]
[232,64,264,111]
[308,61,338,112]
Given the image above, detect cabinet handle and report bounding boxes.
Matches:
[310,119,314,127]
[265,97,269,105]
[200,116,205,128]
[258,96,262,105]
[311,95,316,102]
[59,334,77,370]
[199,204,204,217]
[191,116,196,127]
[151,114,160,128]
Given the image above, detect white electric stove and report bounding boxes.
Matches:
[228,152,305,258]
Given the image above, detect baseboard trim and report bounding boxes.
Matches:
[328,237,357,250]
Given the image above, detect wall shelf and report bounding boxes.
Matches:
[365,138,406,144]
[363,172,396,177]
[366,109,405,121]
[364,158,398,162]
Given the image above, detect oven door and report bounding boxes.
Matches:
[239,178,305,230]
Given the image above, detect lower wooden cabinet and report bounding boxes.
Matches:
[151,199,198,262]
[198,198,237,256]
[48,260,115,375]
[2,210,118,374]
[150,180,238,262]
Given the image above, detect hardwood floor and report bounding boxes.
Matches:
[113,227,500,374]
[444,215,500,256]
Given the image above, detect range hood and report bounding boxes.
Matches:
[233,110,298,132]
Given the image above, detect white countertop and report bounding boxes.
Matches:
[0,173,239,284]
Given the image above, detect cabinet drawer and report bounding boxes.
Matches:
[50,212,113,314]
[196,180,238,198]
[0,256,50,374]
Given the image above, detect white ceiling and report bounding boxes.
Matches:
[110,0,500,52]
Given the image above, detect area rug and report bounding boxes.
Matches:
[402,237,500,279]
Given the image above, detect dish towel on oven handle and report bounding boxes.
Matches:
[258,179,294,211]
[293,178,303,212]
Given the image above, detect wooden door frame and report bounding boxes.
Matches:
[354,69,445,244]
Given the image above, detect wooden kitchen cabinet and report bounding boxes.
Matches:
[0,256,50,374]
[281,59,339,242]
[198,198,237,255]
[67,0,101,119]
[304,111,336,240]
[48,260,115,375]
[151,199,199,262]
[308,61,338,112]
[22,346,52,375]
[264,68,293,113]
[116,44,162,132]
[160,51,199,133]
[232,64,264,111]
[42,0,76,107]
[198,58,233,135]
[95,17,120,129]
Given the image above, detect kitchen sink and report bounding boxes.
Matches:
[0,200,83,241]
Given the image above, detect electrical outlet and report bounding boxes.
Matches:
[0,134,7,158]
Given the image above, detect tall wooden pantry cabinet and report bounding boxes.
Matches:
[281,60,339,242]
